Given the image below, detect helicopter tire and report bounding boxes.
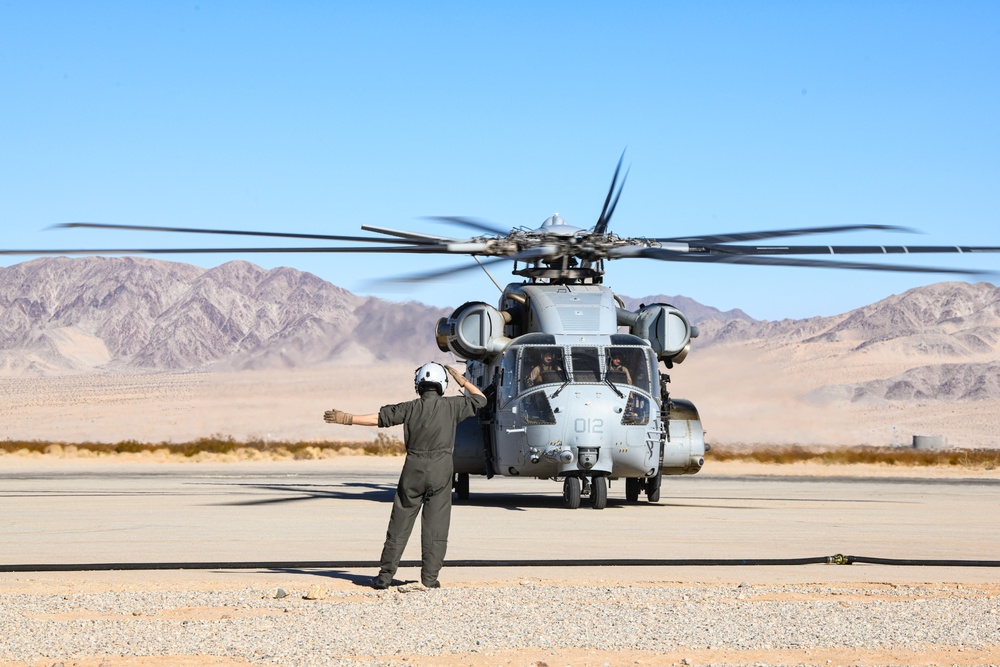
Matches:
[591,476,607,510]
[562,477,581,509]
[646,470,662,503]
[454,473,470,501]
[625,477,640,503]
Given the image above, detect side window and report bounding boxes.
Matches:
[499,350,518,406]
[520,347,566,391]
[570,347,601,383]
[647,348,660,400]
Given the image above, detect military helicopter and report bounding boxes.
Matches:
[4,155,999,509]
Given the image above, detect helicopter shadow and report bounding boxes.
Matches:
[203,481,397,507]
[459,493,641,511]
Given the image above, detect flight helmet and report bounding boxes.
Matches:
[414,362,448,395]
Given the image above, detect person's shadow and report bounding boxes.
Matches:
[267,568,417,588]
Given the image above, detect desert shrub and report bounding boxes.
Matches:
[707,444,1000,468]
[2,437,996,468]
[361,433,405,456]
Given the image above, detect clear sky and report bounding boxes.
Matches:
[1,2,997,321]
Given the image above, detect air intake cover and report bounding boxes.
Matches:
[630,304,694,363]
[435,302,511,361]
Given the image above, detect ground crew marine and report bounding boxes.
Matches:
[324,362,486,589]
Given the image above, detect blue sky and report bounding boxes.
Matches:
[1,2,997,320]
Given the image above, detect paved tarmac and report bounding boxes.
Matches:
[2,456,998,586]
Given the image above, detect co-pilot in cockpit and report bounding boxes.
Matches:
[606,350,632,385]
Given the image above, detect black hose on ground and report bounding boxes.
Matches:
[1,555,998,573]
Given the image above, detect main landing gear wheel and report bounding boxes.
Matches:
[625,478,640,503]
[563,477,581,509]
[646,470,662,503]
[591,476,607,510]
[453,473,470,501]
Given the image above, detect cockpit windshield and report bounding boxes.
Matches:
[515,344,652,394]
[570,347,601,383]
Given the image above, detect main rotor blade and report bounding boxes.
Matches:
[423,216,509,236]
[371,255,515,285]
[375,246,560,284]
[360,225,463,244]
[53,222,437,245]
[619,247,994,276]
[703,243,1000,256]
[657,224,916,244]
[0,245,463,257]
[593,151,628,236]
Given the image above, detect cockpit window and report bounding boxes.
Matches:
[604,346,650,392]
[520,346,566,391]
[520,391,556,425]
[622,392,651,425]
[569,347,601,383]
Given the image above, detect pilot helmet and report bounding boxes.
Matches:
[414,362,448,395]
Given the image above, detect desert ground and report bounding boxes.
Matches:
[2,353,998,448]
[2,362,999,666]
[1,455,999,667]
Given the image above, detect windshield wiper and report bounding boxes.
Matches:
[550,377,572,399]
[604,375,625,398]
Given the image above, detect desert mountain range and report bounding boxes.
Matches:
[1,257,999,447]
[2,257,998,403]
[0,257,450,375]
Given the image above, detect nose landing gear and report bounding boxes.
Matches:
[562,475,608,510]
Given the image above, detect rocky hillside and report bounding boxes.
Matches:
[697,281,1000,353]
[616,294,753,325]
[0,257,449,375]
[693,281,1000,402]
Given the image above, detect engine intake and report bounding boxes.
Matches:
[620,303,697,364]
[436,302,512,361]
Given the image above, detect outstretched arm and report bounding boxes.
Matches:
[324,409,379,426]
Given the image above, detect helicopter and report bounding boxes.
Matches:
[4,155,999,509]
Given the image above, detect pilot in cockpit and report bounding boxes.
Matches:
[606,352,632,385]
[528,349,564,386]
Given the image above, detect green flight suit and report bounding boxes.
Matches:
[376,389,487,587]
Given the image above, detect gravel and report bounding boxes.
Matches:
[2,581,999,666]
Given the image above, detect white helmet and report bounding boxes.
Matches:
[414,362,448,394]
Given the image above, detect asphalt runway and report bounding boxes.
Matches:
[2,457,998,585]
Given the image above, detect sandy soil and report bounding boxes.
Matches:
[2,642,999,667]
[2,572,998,667]
[675,343,1000,448]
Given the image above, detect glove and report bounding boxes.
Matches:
[324,409,353,425]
